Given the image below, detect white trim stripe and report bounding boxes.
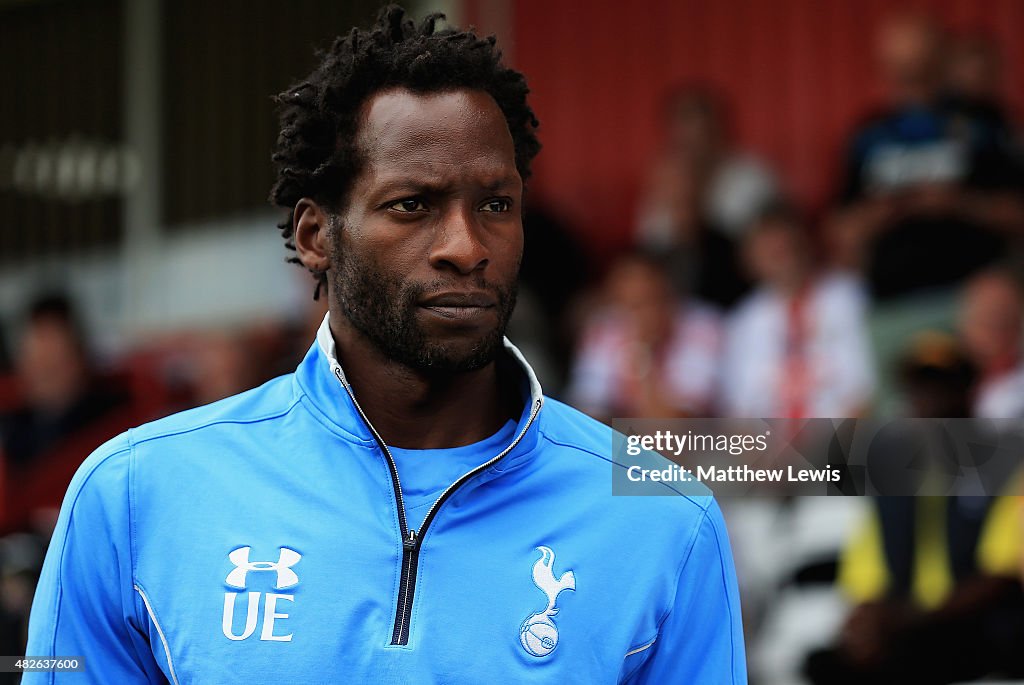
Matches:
[624,638,657,658]
[134,585,181,685]
[501,337,544,406]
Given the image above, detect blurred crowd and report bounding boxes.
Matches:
[561,13,1024,425]
[559,14,1024,685]
[2,11,1024,685]
[0,295,327,679]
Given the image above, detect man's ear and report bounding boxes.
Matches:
[293,198,332,273]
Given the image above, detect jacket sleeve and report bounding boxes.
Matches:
[626,499,747,684]
[24,433,167,684]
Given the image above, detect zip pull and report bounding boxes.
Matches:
[404,529,418,551]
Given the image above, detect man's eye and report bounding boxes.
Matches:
[481,198,512,213]
[389,198,428,213]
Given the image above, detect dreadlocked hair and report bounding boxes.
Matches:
[269,5,541,299]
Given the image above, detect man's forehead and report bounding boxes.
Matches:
[355,87,516,167]
[366,164,520,192]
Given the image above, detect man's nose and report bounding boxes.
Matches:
[428,205,489,275]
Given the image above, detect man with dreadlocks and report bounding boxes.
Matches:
[25,7,744,683]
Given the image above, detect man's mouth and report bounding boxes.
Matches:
[418,292,498,320]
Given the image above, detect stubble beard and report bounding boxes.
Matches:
[327,227,518,374]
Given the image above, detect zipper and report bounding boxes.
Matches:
[393,529,418,644]
[333,366,542,646]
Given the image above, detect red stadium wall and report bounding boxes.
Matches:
[464,0,1024,263]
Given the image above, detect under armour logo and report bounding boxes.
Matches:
[519,546,576,657]
[225,547,301,589]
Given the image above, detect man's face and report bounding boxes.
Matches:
[17,317,87,411]
[606,259,674,345]
[744,221,806,288]
[328,88,523,373]
[875,15,942,100]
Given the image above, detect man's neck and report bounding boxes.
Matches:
[328,313,518,450]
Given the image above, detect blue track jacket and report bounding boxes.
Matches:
[25,317,746,683]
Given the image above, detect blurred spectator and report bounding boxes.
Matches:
[635,148,749,309]
[0,294,127,467]
[189,329,259,406]
[639,85,782,240]
[634,87,763,309]
[830,14,1024,300]
[957,269,1024,419]
[947,34,999,98]
[943,33,1018,146]
[809,333,1024,684]
[566,251,721,420]
[0,295,133,667]
[720,205,874,417]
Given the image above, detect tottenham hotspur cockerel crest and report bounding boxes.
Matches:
[519,546,576,657]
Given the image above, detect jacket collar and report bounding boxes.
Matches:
[296,313,544,462]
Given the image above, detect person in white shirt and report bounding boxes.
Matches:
[567,251,722,421]
[720,205,875,418]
